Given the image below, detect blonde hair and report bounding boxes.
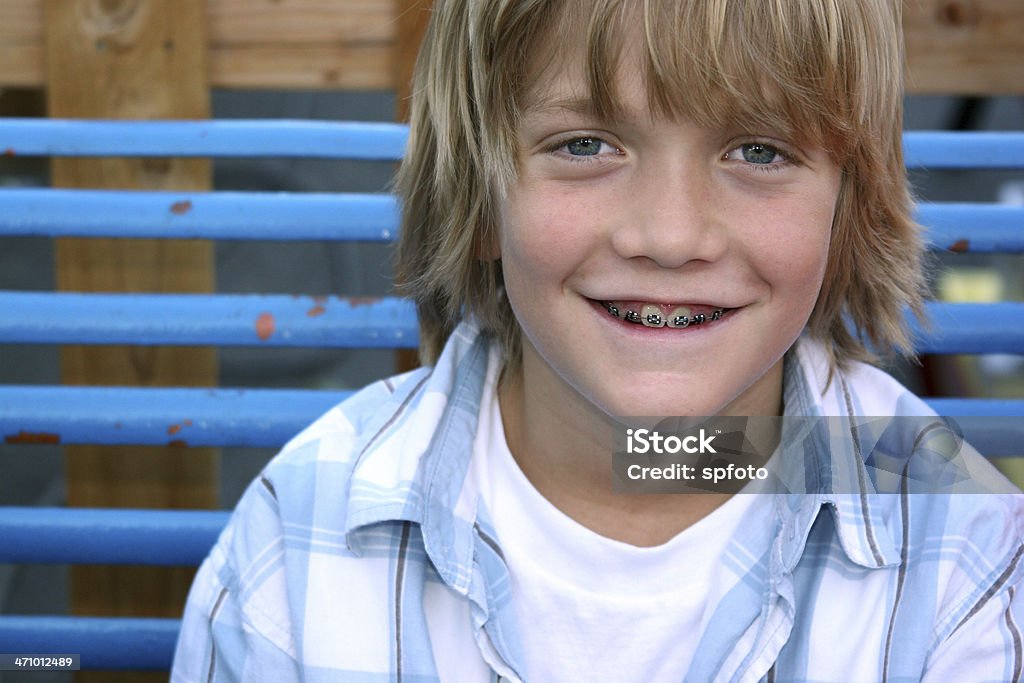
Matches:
[396,0,926,370]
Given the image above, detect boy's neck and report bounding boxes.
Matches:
[497,363,736,547]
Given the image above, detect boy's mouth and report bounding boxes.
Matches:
[599,300,727,328]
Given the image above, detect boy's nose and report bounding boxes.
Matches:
[610,166,728,268]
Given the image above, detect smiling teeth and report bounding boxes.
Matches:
[603,301,724,328]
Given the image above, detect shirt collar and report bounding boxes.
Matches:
[343,320,492,593]
[779,337,902,569]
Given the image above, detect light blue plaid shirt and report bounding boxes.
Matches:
[172,322,1024,682]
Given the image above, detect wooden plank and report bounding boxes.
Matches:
[0,0,38,41]
[210,43,394,89]
[904,0,1024,94]
[0,44,42,87]
[2,0,398,90]
[208,0,395,44]
[3,0,395,43]
[14,0,1023,93]
[43,1,215,680]
[394,0,432,121]
[0,0,40,87]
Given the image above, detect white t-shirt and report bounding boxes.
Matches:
[473,356,768,682]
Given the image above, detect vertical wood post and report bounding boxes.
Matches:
[394,0,432,372]
[43,1,216,678]
[394,0,432,122]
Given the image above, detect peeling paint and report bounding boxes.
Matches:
[347,297,379,307]
[170,200,193,215]
[256,312,276,341]
[307,296,327,317]
[168,439,188,448]
[5,431,60,445]
[949,239,970,253]
[167,420,193,435]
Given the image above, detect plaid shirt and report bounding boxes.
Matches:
[172,322,1024,682]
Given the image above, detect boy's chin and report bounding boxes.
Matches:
[594,390,731,421]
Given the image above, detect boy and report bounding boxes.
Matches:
[172,1,1024,681]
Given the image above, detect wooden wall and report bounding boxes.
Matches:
[1,0,1023,94]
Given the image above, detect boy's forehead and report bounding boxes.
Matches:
[520,32,645,120]
[519,34,591,113]
[511,3,837,151]
[519,48,741,131]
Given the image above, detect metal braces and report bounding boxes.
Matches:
[602,301,725,328]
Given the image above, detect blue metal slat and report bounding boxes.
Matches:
[0,292,418,347]
[913,302,1024,354]
[0,616,178,671]
[903,131,1024,169]
[0,118,407,160]
[0,189,399,241]
[916,203,1024,253]
[924,403,1024,463]
[0,386,350,448]
[0,508,229,565]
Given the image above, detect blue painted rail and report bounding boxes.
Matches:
[0,617,180,671]
[1,119,1022,672]
[0,189,400,241]
[0,508,230,566]
[0,119,408,160]
[0,385,349,448]
[0,292,418,347]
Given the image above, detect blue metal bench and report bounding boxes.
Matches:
[0,119,1022,670]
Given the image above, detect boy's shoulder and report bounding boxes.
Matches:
[254,322,493,530]
[793,336,1023,544]
[279,364,435,464]
[256,364,437,520]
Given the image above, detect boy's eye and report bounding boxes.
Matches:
[563,137,612,157]
[741,143,779,164]
[724,143,787,165]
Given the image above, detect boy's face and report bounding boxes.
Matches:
[496,48,842,420]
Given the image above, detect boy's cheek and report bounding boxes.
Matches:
[499,203,592,265]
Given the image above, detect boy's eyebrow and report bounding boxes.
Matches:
[523,95,601,118]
